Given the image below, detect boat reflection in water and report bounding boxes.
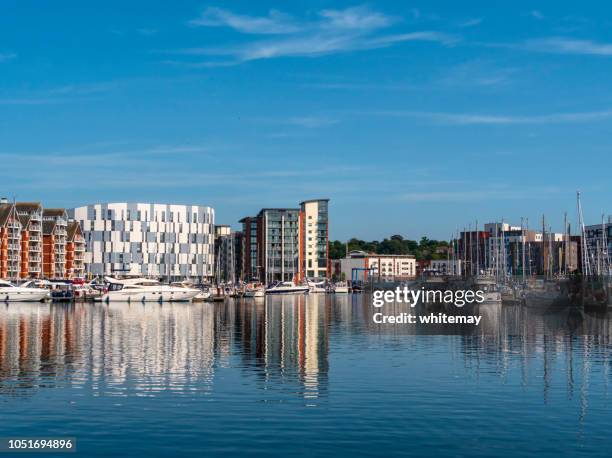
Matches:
[2,295,612,456]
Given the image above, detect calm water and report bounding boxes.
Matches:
[1,295,612,457]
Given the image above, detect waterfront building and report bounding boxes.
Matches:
[299,199,329,280]
[428,259,463,275]
[15,202,43,278]
[0,200,21,280]
[258,208,300,283]
[239,199,330,283]
[214,225,243,283]
[69,203,215,281]
[239,216,259,281]
[42,208,68,279]
[337,250,416,282]
[584,219,612,275]
[66,221,86,279]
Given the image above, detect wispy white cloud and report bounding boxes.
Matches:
[286,116,338,128]
[188,7,300,34]
[252,115,338,129]
[168,6,458,65]
[360,109,612,125]
[0,81,118,106]
[438,60,517,87]
[0,53,16,63]
[521,37,612,56]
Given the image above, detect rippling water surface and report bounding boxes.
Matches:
[1,295,612,457]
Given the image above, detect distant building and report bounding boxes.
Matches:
[15,202,43,278]
[69,203,215,281]
[428,259,463,275]
[238,199,330,283]
[214,225,243,283]
[43,208,68,279]
[66,221,86,279]
[455,222,576,276]
[300,199,329,280]
[584,219,612,274]
[257,208,300,282]
[239,216,259,280]
[337,250,416,282]
[0,200,21,280]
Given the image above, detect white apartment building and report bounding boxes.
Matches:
[69,203,215,281]
[300,199,329,279]
[338,250,416,282]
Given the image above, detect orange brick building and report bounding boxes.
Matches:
[16,202,43,279]
[66,221,85,279]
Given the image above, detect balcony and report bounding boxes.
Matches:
[29,266,41,273]
[29,255,41,263]
[29,234,41,242]
[29,245,42,253]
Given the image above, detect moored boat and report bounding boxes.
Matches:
[265,281,309,295]
[0,279,50,302]
[101,277,200,303]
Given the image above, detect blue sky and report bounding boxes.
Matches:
[2,1,612,240]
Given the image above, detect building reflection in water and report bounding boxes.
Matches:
[1,295,612,419]
[0,295,330,403]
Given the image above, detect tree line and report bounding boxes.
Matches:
[329,235,449,261]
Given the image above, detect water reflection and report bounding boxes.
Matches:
[0,295,331,402]
[1,295,612,412]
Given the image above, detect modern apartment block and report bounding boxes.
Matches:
[43,209,69,279]
[299,199,329,279]
[214,225,243,283]
[0,201,21,280]
[69,202,215,281]
[66,221,86,279]
[584,220,612,274]
[239,199,330,283]
[239,216,259,280]
[15,202,43,278]
[259,208,300,283]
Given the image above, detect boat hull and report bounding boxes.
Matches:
[0,289,49,302]
[101,289,200,303]
[265,287,309,295]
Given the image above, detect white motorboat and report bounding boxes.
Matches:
[265,281,309,295]
[333,281,349,294]
[171,281,211,301]
[0,280,50,302]
[101,277,200,303]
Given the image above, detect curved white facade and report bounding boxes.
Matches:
[69,203,215,281]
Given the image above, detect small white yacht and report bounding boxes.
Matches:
[0,280,50,302]
[171,281,211,301]
[333,281,349,294]
[244,283,265,298]
[101,277,200,303]
[265,281,309,295]
[307,278,327,293]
